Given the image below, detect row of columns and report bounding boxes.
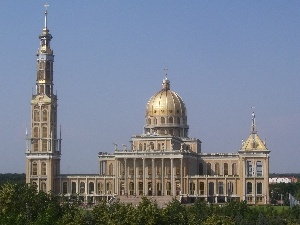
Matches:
[115,157,184,196]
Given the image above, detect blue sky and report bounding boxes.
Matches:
[0,1,299,174]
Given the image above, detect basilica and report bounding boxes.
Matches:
[26,8,270,205]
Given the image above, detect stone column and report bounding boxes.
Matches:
[152,158,155,195]
[180,158,183,195]
[171,158,174,195]
[162,158,164,195]
[143,158,145,195]
[134,158,136,195]
[124,158,127,195]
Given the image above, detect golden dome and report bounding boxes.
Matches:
[144,78,189,138]
[146,78,186,117]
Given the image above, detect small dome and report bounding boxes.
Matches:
[146,78,186,117]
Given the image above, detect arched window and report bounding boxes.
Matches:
[42,109,47,121]
[247,182,252,194]
[169,117,173,124]
[147,118,151,125]
[42,126,47,138]
[41,162,46,175]
[120,162,125,175]
[215,163,220,175]
[32,162,37,175]
[63,182,68,194]
[89,182,94,194]
[33,127,39,138]
[232,163,237,175]
[224,163,228,175]
[207,163,211,175]
[209,182,214,195]
[199,163,204,175]
[42,140,47,151]
[80,182,85,194]
[34,110,39,122]
[41,182,46,192]
[257,182,262,194]
[161,117,165,124]
[32,181,38,190]
[154,118,157,125]
[139,143,142,150]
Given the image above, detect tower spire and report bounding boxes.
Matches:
[44,3,49,29]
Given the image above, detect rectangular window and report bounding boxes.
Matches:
[71,182,76,194]
[256,161,262,177]
[199,182,204,195]
[247,161,252,177]
[63,182,68,194]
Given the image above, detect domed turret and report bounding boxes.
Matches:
[144,77,189,137]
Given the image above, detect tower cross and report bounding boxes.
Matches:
[44,3,49,12]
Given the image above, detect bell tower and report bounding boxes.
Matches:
[26,4,61,193]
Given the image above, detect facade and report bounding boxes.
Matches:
[26,8,270,205]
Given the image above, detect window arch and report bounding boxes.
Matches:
[41,162,46,175]
[169,117,173,124]
[106,182,112,194]
[161,117,165,124]
[42,109,47,121]
[34,110,39,122]
[139,143,142,150]
[143,143,146,151]
[32,162,37,175]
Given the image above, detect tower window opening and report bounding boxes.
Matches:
[32,162,37,175]
[42,109,47,121]
[247,182,252,194]
[256,161,263,177]
[257,182,262,194]
[41,162,46,175]
[34,110,40,122]
[247,161,253,177]
[33,127,39,138]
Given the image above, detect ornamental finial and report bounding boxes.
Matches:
[44,3,49,29]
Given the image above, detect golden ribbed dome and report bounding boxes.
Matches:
[146,78,186,117]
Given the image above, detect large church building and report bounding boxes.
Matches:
[26,8,270,205]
